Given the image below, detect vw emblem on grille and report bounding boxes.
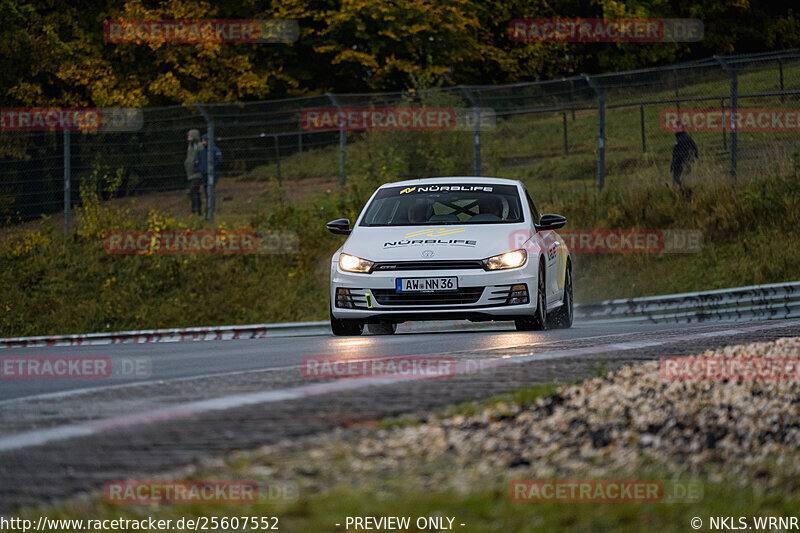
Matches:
[421,250,435,258]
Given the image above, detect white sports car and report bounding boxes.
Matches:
[327,177,572,335]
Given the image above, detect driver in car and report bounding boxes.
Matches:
[407,201,430,224]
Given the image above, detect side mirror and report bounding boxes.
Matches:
[536,213,567,231]
[326,218,351,235]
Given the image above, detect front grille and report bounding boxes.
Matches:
[372,260,484,271]
[372,287,484,306]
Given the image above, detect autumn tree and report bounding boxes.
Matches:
[1,0,799,107]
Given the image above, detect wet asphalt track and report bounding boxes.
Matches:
[0,319,721,402]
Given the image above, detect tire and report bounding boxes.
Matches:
[330,308,363,336]
[548,263,573,329]
[366,322,397,335]
[515,261,547,331]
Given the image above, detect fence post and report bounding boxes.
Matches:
[297,114,303,153]
[194,104,216,221]
[273,134,282,186]
[568,78,576,120]
[63,131,71,234]
[472,106,481,175]
[207,122,216,221]
[459,86,481,176]
[716,56,738,178]
[326,92,346,187]
[583,74,606,193]
[779,59,785,103]
[673,68,681,112]
[721,98,727,151]
[640,104,646,153]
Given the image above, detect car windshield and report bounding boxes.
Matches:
[359,183,524,226]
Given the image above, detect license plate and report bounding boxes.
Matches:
[396,277,458,292]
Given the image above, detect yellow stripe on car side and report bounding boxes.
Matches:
[557,241,567,289]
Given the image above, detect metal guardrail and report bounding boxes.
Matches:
[575,281,800,323]
[0,321,330,349]
[1,281,798,348]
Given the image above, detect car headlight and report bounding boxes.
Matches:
[482,249,527,270]
[339,253,374,273]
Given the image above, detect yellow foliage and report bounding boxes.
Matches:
[6,230,52,259]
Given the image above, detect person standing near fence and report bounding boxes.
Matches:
[185,129,203,216]
[198,133,222,215]
[670,125,699,187]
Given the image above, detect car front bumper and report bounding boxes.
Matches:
[330,262,539,322]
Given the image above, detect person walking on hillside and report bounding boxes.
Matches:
[185,128,203,216]
[670,125,699,187]
[198,133,222,215]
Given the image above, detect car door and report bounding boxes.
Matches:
[545,231,566,305]
[525,189,561,305]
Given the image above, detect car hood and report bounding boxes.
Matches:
[341,224,531,261]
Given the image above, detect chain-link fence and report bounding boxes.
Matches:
[2,48,799,231]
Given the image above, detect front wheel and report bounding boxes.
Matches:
[515,262,547,331]
[330,308,363,336]
[548,264,573,329]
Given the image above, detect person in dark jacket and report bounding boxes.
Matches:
[670,126,699,186]
[185,129,202,215]
[198,134,222,214]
